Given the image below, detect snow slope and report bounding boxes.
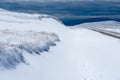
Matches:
[74,21,120,29]
[0,9,120,80]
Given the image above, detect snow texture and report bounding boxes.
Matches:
[0,30,59,69]
[0,8,120,80]
[75,20,120,29]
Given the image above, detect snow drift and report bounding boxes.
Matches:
[0,9,62,69]
[0,8,120,80]
[0,30,59,69]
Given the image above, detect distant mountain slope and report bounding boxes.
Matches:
[74,21,120,29]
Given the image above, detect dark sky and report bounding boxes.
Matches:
[1,0,120,2]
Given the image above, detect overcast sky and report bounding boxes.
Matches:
[1,0,120,2]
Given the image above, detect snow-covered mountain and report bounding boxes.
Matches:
[0,9,65,69]
[0,9,120,80]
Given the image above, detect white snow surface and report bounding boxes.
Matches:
[75,20,120,29]
[0,9,120,80]
[0,30,59,69]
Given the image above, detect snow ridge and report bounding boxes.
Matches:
[0,30,59,69]
[0,8,62,24]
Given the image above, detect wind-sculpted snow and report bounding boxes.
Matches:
[0,8,65,70]
[0,30,59,69]
[0,8,120,80]
[0,44,26,69]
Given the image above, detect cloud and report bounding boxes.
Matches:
[1,0,120,2]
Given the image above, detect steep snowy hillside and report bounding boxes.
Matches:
[0,9,66,69]
[0,9,120,80]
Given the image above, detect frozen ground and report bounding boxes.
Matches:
[0,9,120,80]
